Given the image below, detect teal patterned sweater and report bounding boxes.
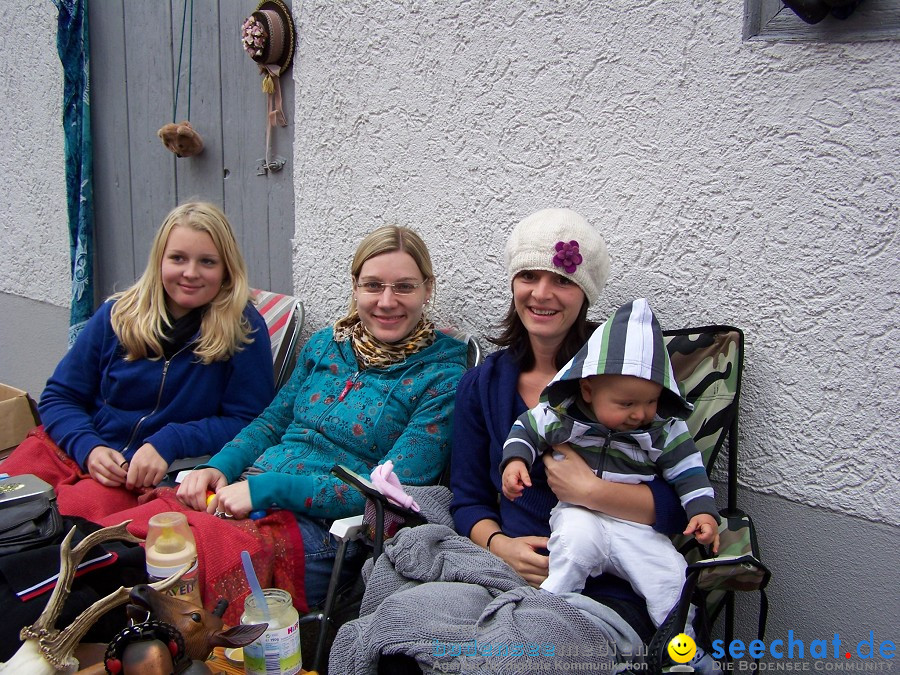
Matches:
[203,327,467,519]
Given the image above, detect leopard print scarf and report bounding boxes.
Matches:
[333,312,436,370]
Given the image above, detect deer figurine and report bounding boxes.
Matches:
[1,520,269,674]
[0,521,185,674]
[81,584,267,673]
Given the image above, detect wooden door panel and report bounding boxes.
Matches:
[90,0,294,301]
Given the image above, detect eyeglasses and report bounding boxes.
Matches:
[354,280,428,295]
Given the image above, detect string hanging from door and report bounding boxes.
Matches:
[240,0,295,174]
[157,0,205,158]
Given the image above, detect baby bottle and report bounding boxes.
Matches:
[145,511,202,607]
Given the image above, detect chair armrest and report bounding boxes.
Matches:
[330,514,366,541]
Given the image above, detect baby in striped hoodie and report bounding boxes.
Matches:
[501,298,719,638]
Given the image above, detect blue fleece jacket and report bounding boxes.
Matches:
[38,300,275,469]
[203,327,467,519]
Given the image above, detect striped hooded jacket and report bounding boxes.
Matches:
[501,298,718,521]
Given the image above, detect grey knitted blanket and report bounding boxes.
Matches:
[331,489,645,675]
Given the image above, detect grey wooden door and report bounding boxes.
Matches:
[89,0,294,300]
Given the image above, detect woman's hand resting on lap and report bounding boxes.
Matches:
[209,482,253,520]
[86,445,129,487]
[125,443,168,489]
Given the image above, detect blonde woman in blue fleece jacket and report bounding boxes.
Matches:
[177,225,467,606]
[1,202,274,520]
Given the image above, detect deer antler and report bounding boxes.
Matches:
[3,520,193,673]
[23,521,139,639]
[39,561,191,668]
[16,520,189,671]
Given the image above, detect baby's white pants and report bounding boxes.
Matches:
[541,501,688,628]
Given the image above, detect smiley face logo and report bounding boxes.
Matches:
[667,633,697,664]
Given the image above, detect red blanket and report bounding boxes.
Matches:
[97,490,306,624]
[2,428,306,624]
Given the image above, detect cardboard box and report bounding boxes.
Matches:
[0,383,40,458]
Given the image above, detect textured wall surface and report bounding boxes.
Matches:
[0,3,68,307]
[292,1,898,526]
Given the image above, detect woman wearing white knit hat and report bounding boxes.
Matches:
[451,207,685,645]
[495,207,611,382]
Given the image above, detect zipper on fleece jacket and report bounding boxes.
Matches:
[595,428,653,479]
[338,372,359,402]
[597,433,612,478]
[313,370,360,435]
[120,343,191,456]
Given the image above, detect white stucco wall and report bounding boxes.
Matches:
[0,2,68,307]
[292,1,898,526]
[6,3,894,530]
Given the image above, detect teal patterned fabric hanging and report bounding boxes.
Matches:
[54,0,94,346]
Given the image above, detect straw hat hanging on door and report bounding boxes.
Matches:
[241,0,295,174]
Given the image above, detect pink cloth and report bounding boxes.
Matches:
[369,460,420,512]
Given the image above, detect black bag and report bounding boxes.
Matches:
[0,495,63,556]
[0,475,64,556]
[0,515,148,661]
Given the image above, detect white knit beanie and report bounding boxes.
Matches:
[505,208,610,306]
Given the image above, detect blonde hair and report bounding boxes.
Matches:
[110,202,253,363]
[346,225,435,315]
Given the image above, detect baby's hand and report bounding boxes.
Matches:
[684,513,720,554]
[501,460,532,501]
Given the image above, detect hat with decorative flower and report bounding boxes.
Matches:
[241,0,295,77]
[505,207,610,306]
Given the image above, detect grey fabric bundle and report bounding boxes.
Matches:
[331,487,645,674]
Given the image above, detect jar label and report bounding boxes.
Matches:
[243,620,301,675]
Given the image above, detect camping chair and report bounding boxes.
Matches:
[165,288,303,476]
[300,330,484,673]
[645,325,771,673]
[250,287,305,390]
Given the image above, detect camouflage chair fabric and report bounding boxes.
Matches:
[643,327,771,673]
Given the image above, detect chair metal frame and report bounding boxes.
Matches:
[661,325,750,658]
[249,288,305,390]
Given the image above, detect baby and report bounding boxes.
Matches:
[501,298,719,636]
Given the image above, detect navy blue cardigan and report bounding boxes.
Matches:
[39,300,275,469]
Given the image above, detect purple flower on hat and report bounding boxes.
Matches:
[552,240,582,274]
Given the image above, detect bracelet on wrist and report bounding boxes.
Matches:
[486,530,505,552]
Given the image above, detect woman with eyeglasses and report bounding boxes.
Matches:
[177,225,467,607]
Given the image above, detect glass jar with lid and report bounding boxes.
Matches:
[240,588,301,675]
